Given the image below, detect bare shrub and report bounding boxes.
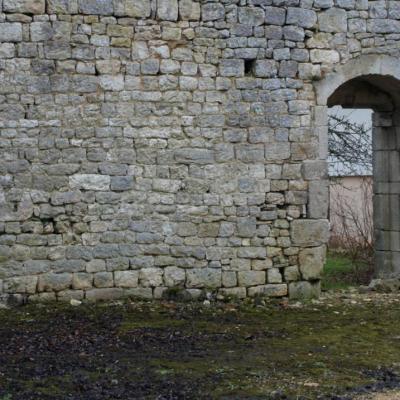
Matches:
[329,176,374,283]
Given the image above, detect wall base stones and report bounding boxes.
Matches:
[0,0,399,303]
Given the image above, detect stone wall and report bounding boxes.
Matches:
[0,0,399,303]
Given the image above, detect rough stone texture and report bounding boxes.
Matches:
[299,246,326,280]
[0,0,398,303]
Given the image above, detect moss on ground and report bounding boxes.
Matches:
[0,298,400,399]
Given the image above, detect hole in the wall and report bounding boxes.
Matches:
[244,59,256,76]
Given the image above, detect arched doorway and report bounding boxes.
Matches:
[315,55,400,279]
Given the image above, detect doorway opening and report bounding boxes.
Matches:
[327,106,374,287]
[325,74,400,279]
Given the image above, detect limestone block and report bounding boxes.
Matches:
[99,75,124,91]
[301,160,328,180]
[314,0,333,8]
[367,19,400,33]
[179,0,200,20]
[174,148,214,164]
[110,176,134,191]
[238,7,265,26]
[139,267,163,287]
[202,3,225,21]
[267,268,282,283]
[47,0,78,13]
[286,7,317,28]
[248,284,288,297]
[289,281,320,299]
[94,272,114,288]
[164,266,186,286]
[237,217,257,238]
[123,0,151,17]
[222,271,237,288]
[238,271,265,286]
[310,49,340,63]
[186,268,221,288]
[265,6,286,25]
[0,23,22,42]
[237,247,267,259]
[284,266,300,282]
[70,174,110,191]
[86,288,124,301]
[157,0,178,21]
[38,273,72,292]
[318,8,348,32]
[219,287,247,299]
[3,0,45,14]
[219,59,244,77]
[30,22,53,41]
[72,273,93,290]
[4,276,37,294]
[254,60,277,78]
[78,0,113,15]
[58,290,84,301]
[299,246,326,280]
[114,270,139,288]
[291,220,330,247]
[308,180,329,219]
[236,144,264,162]
[0,43,15,58]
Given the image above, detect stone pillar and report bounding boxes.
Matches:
[373,111,400,277]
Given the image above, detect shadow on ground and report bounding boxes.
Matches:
[1,293,400,400]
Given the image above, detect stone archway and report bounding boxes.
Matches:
[315,55,400,279]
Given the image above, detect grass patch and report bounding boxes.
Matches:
[322,252,373,291]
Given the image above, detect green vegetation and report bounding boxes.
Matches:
[322,252,373,291]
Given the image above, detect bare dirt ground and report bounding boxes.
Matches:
[355,391,400,399]
[1,290,400,399]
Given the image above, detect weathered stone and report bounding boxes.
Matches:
[237,217,257,238]
[78,0,113,15]
[179,0,200,20]
[139,267,163,287]
[157,0,178,21]
[202,3,225,21]
[248,284,288,297]
[238,271,265,286]
[299,246,326,280]
[289,281,320,299]
[219,59,244,77]
[0,0,395,304]
[4,276,37,294]
[291,220,330,247]
[86,288,124,301]
[114,270,139,288]
[164,266,186,287]
[318,8,348,32]
[286,8,317,28]
[4,0,45,14]
[265,6,286,25]
[186,268,221,288]
[124,0,151,18]
[267,268,282,283]
[238,7,265,26]
[72,273,93,290]
[93,272,114,288]
[70,174,110,191]
[47,0,78,13]
[38,273,72,292]
[0,23,22,42]
[254,60,277,78]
